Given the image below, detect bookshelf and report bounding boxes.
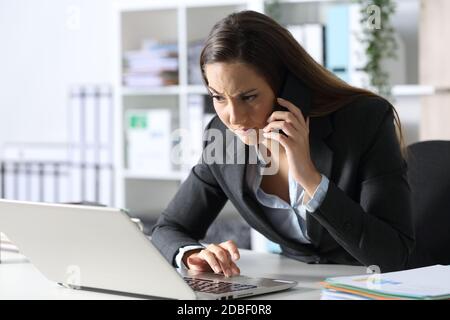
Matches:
[112,0,253,219]
[111,0,424,220]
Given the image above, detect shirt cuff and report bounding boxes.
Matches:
[175,245,204,269]
[300,174,329,213]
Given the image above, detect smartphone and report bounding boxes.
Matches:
[272,72,312,135]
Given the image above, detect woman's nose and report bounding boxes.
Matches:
[228,101,246,125]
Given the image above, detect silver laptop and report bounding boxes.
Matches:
[0,199,297,300]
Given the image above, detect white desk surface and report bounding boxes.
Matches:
[0,249,367,300]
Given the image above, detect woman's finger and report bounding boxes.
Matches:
[198,249,222,274]
[263,131,290,149]
[206,244,234,277]
[187,255,212,271]
[277,97,307,127]
[218,240,241,275]
[230,263,240,275]
[263,120,297,138]
[219,240,240,261]
[266,111,302,132]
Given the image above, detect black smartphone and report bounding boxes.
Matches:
[272,72,311,135]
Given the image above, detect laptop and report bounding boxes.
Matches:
[0,199,297,300]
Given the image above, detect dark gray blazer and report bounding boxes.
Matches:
[152,96,415,273]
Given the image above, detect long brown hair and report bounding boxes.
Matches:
[199,10,405,150]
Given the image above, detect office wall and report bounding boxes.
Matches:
[0,0,114,148]
[387,0,419,85]
[0,0,423,149]
[0,0,428,153]
[419,0,450,140]
[386,0,420,146]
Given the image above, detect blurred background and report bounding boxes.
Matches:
[0,0,449,251]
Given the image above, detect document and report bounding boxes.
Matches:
[322,265,450,300]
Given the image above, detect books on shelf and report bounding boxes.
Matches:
[321,265,450,300]
[123,39,179,88]
[123,72,177,87]
[188,39,205,85]
[124,53,178,71]
[140,39,178,57]
[126,109,173,174]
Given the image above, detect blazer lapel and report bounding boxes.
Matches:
[222,130,248,197]
[220,116,334,251]
[220,135,295,248]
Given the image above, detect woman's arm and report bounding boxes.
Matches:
[310,106,415,272]
[151,116,242,273]
[151,153,229,267]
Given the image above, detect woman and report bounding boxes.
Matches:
[152,10,414,276]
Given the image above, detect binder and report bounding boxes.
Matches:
[288,24,325,66]
[126,109,172,174]
[0,86,114,206]
[1,144,71,203]
[325,4,350,82]
[68,85,114,206]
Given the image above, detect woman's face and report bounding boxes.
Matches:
[204,62,276,145]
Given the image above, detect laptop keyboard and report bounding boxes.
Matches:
[183,277,257,294]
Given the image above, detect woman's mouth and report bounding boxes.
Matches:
[235,128,254,136]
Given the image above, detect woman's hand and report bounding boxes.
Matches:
[182,240,241,277]
[262,97,322,198]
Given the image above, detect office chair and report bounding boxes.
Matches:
[406,140,450,268]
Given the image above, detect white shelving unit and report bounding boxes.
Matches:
[111,0,422,219]
[112,0,257,218]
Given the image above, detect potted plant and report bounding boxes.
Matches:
[356,0,398,97]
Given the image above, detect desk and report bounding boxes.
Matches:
[0,249,366,300]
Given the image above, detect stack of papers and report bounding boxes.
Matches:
[321,265,450,300]
[123,39,179,88]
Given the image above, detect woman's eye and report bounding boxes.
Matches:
[212,95,225,102]
[242,95,257,102]
[210,94,256,103]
